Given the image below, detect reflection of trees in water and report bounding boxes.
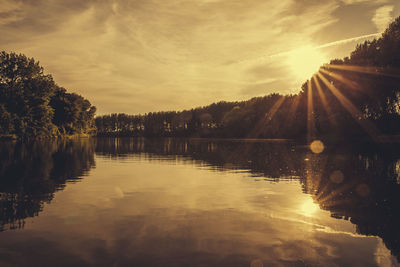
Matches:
[96,138,400,260]
[1,138,400,260]
[0,139,95,231]
[300,148,400,261]
[95,138,306,180]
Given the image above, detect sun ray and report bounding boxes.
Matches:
[313,167,346,202]
[304,153,328,197]
[286,95,301,127]
[313,170,359,205]
[319,68,360,90]
[266,96,286,122]
[312,75,337,127]
[307,80,316,144]
[325,64,400,79]
[317,180,356,204]
[318,197,353,208]
[225,96,287,165]
[315,181,335,202]
[316,72,381,141]
[246,96,286,138]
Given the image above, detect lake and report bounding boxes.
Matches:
[0,138,399,266]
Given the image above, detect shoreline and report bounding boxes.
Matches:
[0,133,93,141]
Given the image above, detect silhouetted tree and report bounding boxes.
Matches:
[96,16,400,142]
[0,51,96,138]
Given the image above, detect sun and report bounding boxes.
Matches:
[287,45,327,82]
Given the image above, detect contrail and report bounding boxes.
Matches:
[270,32,382,58]
[235,32,383,64]
[316,32,382,49]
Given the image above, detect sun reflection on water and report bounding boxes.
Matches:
[300,197,319,217]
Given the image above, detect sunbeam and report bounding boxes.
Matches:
[319,68,360,90]
[307,80,316,144]
[284,96,301,134]
[246,96,286,138]
[316,179,357,205]
[303,153,328,198]
[325,64,400,79]
[316,72,381,141]
[312,75,337,127]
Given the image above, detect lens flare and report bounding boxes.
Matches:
[310,140,324,154]
[330,170,344,184]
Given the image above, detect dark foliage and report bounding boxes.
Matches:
[95,95,305,139]
[0,51,96,138]
[96,17,400,142]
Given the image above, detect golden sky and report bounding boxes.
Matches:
[1,0,399,114]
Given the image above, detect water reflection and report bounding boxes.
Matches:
[96,138,304,179]
[96,138,400,262]
[303,148,400,262]
[0,137,399,265]
[0,139,95,231]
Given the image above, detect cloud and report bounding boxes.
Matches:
[0,0,21,13]
[0,0,398,114]
[373,5,395,32]
[239,79,278,96]
[0,0,22,25]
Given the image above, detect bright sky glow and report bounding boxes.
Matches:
[287,46,328,82]
[0,0,398,114]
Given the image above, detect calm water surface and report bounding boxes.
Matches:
[0,138,399,266]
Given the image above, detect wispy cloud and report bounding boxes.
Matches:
[373,5,395,32]
[232,32,382,65]
[0,0,398,114]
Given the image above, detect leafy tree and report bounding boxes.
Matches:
[95,16,400,142]
[0,52,57,136]
[0,51,96,138]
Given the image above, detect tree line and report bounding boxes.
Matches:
[1,17,400,141]
[0,52,96,138]
[96,17,400,142]
[95,94,304,139]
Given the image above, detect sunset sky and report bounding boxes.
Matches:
[1,0,399,114]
